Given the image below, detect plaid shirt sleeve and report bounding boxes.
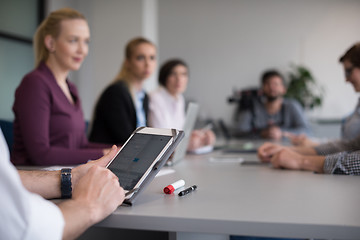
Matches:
[315,135,360,155]
[323,151,360,175]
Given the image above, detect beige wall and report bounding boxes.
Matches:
[48,0,157,119]
[158,0,360,124]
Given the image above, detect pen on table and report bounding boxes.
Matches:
[163,179,185,194]
[178,185,197,197]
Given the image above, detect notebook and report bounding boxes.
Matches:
[166,102,199,166]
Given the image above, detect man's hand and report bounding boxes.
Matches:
[72,145,118,187]
[188,129,217,151]
[203,129,216,146]
[188,130,203,151]
[59,145,125,240]
[269,148,325,173]
[260,126,282,140]
[268,126,282,140]
[270,148,304,170]
[284,133,319,147]
[257,142,285,162]
[72,165,125,224]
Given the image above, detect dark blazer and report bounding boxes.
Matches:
[89,81,149,145]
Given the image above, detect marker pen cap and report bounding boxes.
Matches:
[163,179,185,194]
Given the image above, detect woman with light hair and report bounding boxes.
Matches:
[89,37,157,145]
[12,8,110,166]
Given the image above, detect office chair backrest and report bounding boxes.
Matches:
[0,120,13,153]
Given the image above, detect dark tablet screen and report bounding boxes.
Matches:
[107,133,172,190]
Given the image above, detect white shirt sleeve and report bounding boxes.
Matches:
[0,128,64,240]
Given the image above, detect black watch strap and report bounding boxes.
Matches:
[61,168,72,199]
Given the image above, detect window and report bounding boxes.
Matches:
[0,0,44,120]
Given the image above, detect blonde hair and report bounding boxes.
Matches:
[114,37,155,85]
[33,8,86,67]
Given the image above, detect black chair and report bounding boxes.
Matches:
[0,119,13,153]
[228,88,262,110]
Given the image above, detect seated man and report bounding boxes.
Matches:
[285,42,360,147]
[257,43,360,175]
[236,70,310,140]
[0,127,125,239]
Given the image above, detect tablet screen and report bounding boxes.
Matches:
[108,133,172,190]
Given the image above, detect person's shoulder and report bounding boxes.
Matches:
[98,81,131,105]
[283,98,303,109]
[99,81,126,96]
[18,66,52,91]
[149,87,165,100]
[108,81,129,93]
[25,65,48,80]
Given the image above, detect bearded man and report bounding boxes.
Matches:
[236,70,310,140]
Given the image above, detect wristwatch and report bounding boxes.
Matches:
[61,168,72,198]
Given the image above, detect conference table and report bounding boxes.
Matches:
[90,145,360,240]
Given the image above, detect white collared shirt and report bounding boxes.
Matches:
[0,128,64,240]
[148,87,185,130]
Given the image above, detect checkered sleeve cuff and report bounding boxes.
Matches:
[323,151,360,175]
[323,153,342,174]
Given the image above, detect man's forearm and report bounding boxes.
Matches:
[19,170,61,199]
[18,166,83,199]
[301,155,325,173]
[291,146,317,155]
[18,170,97,239]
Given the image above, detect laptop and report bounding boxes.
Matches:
[166,102,199,166]
[215,119,260,153]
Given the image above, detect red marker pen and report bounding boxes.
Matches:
[163,179,185,194]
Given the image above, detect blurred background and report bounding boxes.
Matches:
[1,0,360,139]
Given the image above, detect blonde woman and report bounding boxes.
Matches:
[12,8,110,166]
[89,37,157,145]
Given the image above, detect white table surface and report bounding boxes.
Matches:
[95,151,360,239]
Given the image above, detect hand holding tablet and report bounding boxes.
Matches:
[106,127,184,205]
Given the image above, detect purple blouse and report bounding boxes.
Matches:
[11,62,106,166]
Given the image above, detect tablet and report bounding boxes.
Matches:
[106,127,184,205]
